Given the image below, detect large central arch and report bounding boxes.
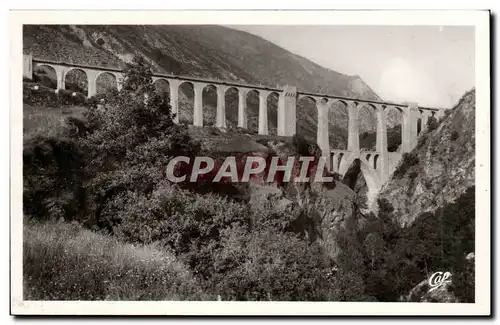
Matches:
[337,152,382,203]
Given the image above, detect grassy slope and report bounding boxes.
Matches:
[23,103,87,140]
[24,219,209,300]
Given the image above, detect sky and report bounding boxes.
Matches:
[231,25,475,108]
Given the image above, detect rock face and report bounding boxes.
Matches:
[379,89,475,226]
[404,277,459,303]
[403,253,474,303]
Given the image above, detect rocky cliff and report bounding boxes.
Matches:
[379,89,475,226]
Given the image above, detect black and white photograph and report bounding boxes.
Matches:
[10,10,490,316]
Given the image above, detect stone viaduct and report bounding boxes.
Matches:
[23,54,445,199]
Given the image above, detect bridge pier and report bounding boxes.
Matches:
[193,83,204,126]
[376,105,390,183]
[409,103,420,150]
[238,88,248,128]
[87,79,96,98]
[436,108,445,120]
[169,80,181,124]
[317,99,330,157]
[216,86,226,128]
[284,86,297,136]
[420,109,431,134]
[23,54,33,80]
[115,73,124,91]
[87,70,99,98]
[258,91,269,135]
[402,103,420,153]
[55,66,66,91]
[330,153,339,173]
[277,86,297,136]
[347,101,360,152]
[277,93,285,136]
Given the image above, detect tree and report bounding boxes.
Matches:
[364,232,385,270]
[79,55,201,229]
[121,56,155,94]
[426,115,439,132]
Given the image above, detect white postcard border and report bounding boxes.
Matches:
[10,9,490,316]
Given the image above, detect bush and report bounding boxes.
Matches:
[393,152,420,179]
[416,133,428,150]
[23,136,86,221]
[24,82,90,108]
[292,133,320,156]
[360,187,475,302]
[426,115,439,132]
[213,227,338,301]
[108,183,351,301]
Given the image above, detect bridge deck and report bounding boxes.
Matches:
[32,57,442,112]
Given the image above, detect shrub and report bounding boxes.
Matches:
[24,82,91,108]
[359,187,475,302]
[393,152,420,179]
[23,136,86,221]
[33,72,56,89]
[426,115,439,132]
[212,227,338,301]
[415,132,429,150]
[109,182,355,301]
[408,171,419,180]
[292,133,320,156]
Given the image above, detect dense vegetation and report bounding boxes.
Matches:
[23,56,360,301]
[24,219,207,300]
[23,56,474,302]
[358,188,475,302]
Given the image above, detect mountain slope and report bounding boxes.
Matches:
[379,89,475,226]
[23,24,382,147]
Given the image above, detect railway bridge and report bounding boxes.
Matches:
[23,54,445,199]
